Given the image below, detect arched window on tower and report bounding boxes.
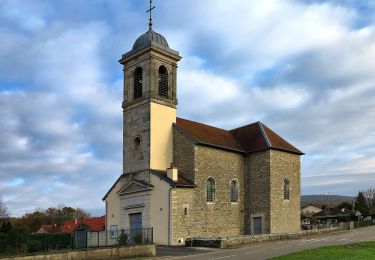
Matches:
[133,67,143,99]
[230,180,238,202]
[283,179,290,200]
[206,178,216,203]
[158,66,168,97]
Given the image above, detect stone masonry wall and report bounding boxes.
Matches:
[269,150,301,233]
[172,127,195,183]
[123,102,150,173]
[171,145,245,245]
[219,227,338,248]
[246,150,271,234]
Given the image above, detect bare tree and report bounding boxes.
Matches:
[363,188,375,214]
[0,196,9,221]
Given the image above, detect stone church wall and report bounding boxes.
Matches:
[172,127,196,183]
[171,145,245,245]
[246,150,271,234]
[269,150,301,233]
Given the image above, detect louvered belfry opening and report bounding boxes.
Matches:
[158,66,168,98]
[133,67,143,99]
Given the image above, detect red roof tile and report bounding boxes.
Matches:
[37,225,62,233]
[229,122,268,152]
[62,216,105,233]
[176,117,303,155]
[261,123,303,154]
[175,118,243,151]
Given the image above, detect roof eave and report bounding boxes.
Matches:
[150,169,195,188]
[102,174,125,201]
[245,147,304,156]
[175,184,196,188]
[270,147,305,155]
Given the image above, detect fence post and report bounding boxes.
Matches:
[97,232,99,247]
[72,232,75,250]
[44,233,47,253]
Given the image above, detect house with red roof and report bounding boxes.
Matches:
[36,224,62,234]
[62,216,105,233]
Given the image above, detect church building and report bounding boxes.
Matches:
[103,16,304,245]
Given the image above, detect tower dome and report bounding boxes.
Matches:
[132,29,169,52]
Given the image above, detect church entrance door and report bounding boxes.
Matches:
[129,213,142,243]
[253,217,262,235]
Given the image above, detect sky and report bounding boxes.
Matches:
[0,0,375,217]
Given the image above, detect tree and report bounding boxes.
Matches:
[0,197,9,222]
[354,191,370,215]
[14,205,91,232]
[45,207,59,225]
[18,211,46,232]
[362,188,375,214]
[337,201,353,211]
[60,206,76,223]
[75,208,90,219]
[0,221,12,233]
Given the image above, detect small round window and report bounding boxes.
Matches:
[133,136,141,149]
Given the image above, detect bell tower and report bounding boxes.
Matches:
[119,21,181,174]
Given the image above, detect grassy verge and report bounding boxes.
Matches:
[0,252,24,258]
[271,241,375,260]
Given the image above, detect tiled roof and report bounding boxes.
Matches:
[151,169,195,188]
[37,225,62,233]
[175,118,244,152]
[175,117,303,155]
[62,216,105,233]
[231,122,304,155]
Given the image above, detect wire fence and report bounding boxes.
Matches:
[0,227,153,255]
[84,227,153,248]
[301,222,339,230]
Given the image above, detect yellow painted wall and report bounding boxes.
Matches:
[150,102,176,171]
[149,174,171,245]
[105,180,124,232]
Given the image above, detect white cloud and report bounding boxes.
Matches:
[1,0,375,215]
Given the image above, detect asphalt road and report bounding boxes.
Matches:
[156,226,375,260]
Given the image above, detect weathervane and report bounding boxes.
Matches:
[146,0,155,30]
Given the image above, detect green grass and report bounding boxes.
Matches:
[271,241,375,260]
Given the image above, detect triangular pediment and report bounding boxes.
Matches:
[118,180,153,195]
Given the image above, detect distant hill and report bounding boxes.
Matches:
[301,195,355,208]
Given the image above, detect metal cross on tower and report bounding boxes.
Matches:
[146,0,155,30]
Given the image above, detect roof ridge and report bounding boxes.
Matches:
[258,121,271,148]
[229,121,258,132]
